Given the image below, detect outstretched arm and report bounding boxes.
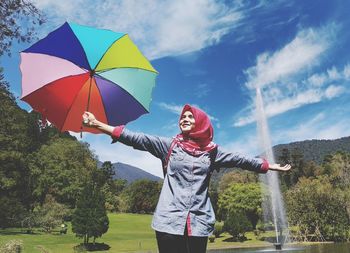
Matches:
[82,111,171,161]
[213,147,291,173]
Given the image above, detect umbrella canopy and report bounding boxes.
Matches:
[20,22,158,133]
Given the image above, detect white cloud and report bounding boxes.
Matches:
[343,64,350,79]
[195,83,211,98]
[324,85,345,99]
[275,112,350,143]
[233,24,347,127]
[158,102,183,115]
[244,26,335,89]
[234,82,346,127]
[33,0,244,59]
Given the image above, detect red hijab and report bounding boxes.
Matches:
[175,104,217,155]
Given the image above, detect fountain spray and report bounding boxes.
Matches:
[255,87,289,249]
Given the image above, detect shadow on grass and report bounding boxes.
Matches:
[74,243,110,252]
[223,236,251,242]
[0,229,40,235]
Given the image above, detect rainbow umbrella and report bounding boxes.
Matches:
[20,22,158,134]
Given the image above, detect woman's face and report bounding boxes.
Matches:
[179,111,196,133]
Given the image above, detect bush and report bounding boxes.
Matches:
[214,221,224,238]
[0,240,23,253]
[208,235,215,243]
[223,209,252,241]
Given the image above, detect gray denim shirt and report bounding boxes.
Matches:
[116,128,266,236]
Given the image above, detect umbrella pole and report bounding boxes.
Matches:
[81,75,94,138]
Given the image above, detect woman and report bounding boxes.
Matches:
[83,104,290,253]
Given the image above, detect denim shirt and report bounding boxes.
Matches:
[116,128,267,236]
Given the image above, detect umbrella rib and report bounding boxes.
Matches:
[93,78,111,126]
[94,73,151,114]
[20,73,88,101]
[60,74,91,131]
[21,52,90,74]
[92,34,128,70]
[97,66,158,75]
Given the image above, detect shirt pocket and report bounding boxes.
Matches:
[167,153,185,175]
[193,156,211,175]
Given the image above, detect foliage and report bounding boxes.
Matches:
[322,151,350,189]
[285,176,350,241]
[0,78,41,227]
[72,183,109,244]
[217,183,263,228]
[218,170,258,193]
[120,179,161,214]
[28,139,97,207]
[34,195,69,233]
[223,209,252,241]
[0,0,45,56]
[0,239,23,253]
[274,137,350,166]
[208,235,215,243]
[213,221,224,238]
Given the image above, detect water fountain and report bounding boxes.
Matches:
[255,87,289,250]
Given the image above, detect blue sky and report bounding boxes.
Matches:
[2,0,350,177]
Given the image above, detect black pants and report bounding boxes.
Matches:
[155,230,208,253]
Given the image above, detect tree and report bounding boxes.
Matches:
[34,194,69,233]
[120,179,161,213]
[72,183,109,244]
[218,170,258,194]
[28,139,97,207]
[217,183,263,229]
[0,74,41,227]
[0,0,45,56]
[223,209,252,241]
[285,176,349,241]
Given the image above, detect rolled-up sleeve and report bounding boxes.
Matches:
[111,127,172,160]
[213,147,269,173]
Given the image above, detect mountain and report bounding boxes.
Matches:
[98,161,162,183]
[210,136,350,184]
[273,136,350,164]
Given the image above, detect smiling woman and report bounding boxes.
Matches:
[179,111,196,133]
[82,104,290,253]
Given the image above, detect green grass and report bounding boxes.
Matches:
[0,213,275,253]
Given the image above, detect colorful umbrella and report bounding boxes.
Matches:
[20,22,158,134]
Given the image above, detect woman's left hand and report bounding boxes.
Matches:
[268,163,291,172]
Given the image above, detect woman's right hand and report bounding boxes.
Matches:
[82,112,115,135]
[82,111,98,127]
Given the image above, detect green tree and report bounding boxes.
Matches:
[322,151,350,189]
[286,176,349,241]
[120,179,161,213]
[223,209,252,241]
[0,75,41,227]
[28,139,97,207]
[217,183,263,229]
[0,0,45,56]
[34,194,69,233]
[72,183,109,244]
[218,170,258,194]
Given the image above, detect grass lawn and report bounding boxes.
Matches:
[0,213,275,253]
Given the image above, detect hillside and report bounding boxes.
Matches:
[211,136,350,184]
[273,136,350,164]
[98,161,162,183]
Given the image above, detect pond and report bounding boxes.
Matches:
[207,243,350,253]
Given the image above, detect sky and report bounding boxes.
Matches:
[2,0,350,177]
